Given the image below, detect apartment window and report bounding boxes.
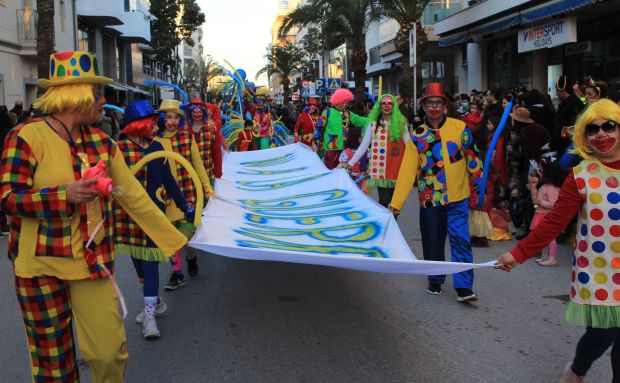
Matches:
[77,23,95,52]
[142,54,153,76]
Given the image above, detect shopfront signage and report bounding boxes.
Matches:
[518,16,576,53]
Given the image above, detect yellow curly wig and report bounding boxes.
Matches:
[573,98,620,159]
[33,83,97,115]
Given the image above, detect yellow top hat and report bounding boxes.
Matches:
[158,99,184,115]
[37,51,113,89]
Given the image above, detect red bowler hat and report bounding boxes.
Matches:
[420,82,448,101]
[189,97,207,106]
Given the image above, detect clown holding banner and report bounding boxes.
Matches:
[0,51,187,382]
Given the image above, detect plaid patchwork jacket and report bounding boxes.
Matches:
[188,123,222,183]
[0,120,187,280]
[155,130,212,222]
[114,139,188,248]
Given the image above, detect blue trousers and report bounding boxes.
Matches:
[419,198,474,289]
[131,258,159,297]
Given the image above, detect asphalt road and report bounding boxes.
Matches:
[0,190,613,383]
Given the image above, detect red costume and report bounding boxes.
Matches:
[294,99,320,146]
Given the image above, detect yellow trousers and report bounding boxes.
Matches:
[15,276,128,383]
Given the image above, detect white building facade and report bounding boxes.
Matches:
[0,0,154,109]
[0,0,77,108]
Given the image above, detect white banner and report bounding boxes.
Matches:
[190,144,493,274]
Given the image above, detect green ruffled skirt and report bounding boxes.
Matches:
[366,178,396,188]
[115,244,167,263]
[566,301,620,328]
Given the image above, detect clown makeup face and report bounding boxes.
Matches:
[256,98,265,107]
[586,118,620,161]
[310,104,318,114]
[164,112,180,132]
[87,85,106,125]
[191,108,204,123]
[423,97,445,120]
[380,96,394,115]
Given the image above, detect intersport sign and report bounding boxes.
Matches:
[518,16,577,53]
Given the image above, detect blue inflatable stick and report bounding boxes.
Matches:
[364,92,376,104]
[477,97,514,209]
[144,80,188,105]
[103,104,124,114]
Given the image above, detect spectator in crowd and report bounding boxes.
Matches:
[9,99,25,125]
[551,75,585,156]
[524,89,555,133]
[477,88,504,155]
[395,93,411,123]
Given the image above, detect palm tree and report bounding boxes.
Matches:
[279,0,380,101]
[36,0,55,96]
[256,42,305,106]
[380,0,430,104]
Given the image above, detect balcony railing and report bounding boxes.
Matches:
[421,1,462,27]
[17,9,37,42]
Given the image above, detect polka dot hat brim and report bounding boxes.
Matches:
[37,75,113,89]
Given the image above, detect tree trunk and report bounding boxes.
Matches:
[414,22,428,100]
[36,0,55,96]
[282,77,290,106]
[394,21,415,105]
[350,47,367,101]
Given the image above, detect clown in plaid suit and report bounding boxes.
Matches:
[156,99,215,285]
[0,51,187,382]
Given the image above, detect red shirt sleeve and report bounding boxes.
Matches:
[510,169,582,263]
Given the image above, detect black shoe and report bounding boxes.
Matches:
[456,288,478,302]
[515,227,529,240]
[426,284,442,295]
[186,256,199,279]
[471,236,488,248]
[164,273,186,291]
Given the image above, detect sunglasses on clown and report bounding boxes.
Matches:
[585,121,618,136]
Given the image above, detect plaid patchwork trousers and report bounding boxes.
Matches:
[15,276,128,383]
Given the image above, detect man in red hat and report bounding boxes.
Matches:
[390,82,483,302]
[293,98,320,146]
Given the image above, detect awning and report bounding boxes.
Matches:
[470,15,521,36]
[106,82,127,92]
[438,32,469,48]
[521,0,599,24]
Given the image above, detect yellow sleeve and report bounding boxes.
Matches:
[110,147,187,255]
[190,137,214,196]
[390,139,420,210]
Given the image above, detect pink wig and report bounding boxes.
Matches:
[330,88,353,106]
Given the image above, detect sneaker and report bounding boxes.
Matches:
[426,284,442,295]
[135,299,168,323]
[187,256,199,279]
[142,314,160,339]
[164,273,186,291]
[559,363,583,383]
[456,288,478,302]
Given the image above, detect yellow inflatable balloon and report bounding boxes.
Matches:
[130,151,205,228]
